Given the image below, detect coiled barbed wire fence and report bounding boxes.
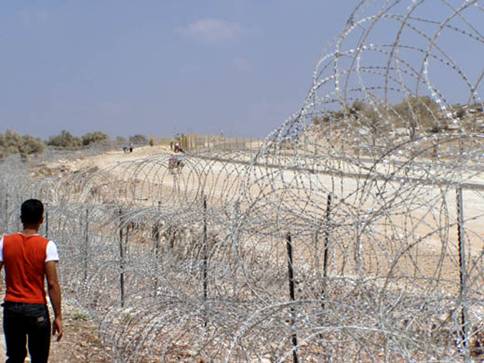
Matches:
[1,1,483,361]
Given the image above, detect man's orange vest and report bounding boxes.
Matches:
[3,233,49,304]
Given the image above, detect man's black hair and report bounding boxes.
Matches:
[20,199,44,226]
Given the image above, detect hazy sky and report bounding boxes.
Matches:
[0,0,357,138]
[0,1,481,138]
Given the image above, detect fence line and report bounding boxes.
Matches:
[0,0,483,360]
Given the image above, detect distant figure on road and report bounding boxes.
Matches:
[168,154,185,173]
[174,142,183,153]
[0,199,63,363]
[129,143,134,153]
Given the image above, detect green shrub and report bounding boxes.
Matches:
[82,131,108,146]
[129,134,147,145]
[393,96,441,133]
[0,130,45,158]
[312,97,443,140]
[47,130,82,148]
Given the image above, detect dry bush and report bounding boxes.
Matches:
[0,130,45,159]
[47,130,82,148]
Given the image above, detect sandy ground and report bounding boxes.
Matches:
[53,145,482,238]
[42,146,483,271]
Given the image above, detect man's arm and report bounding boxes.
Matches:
[45,261,63,341]
[0,236,3,275]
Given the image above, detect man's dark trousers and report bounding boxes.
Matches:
[3,302,51,363]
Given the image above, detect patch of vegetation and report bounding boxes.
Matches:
[47,130,110,148]
[312,96,483,139]
[129,134,148,145]
[0,130,45,159]
[71,310,89,322]
[47,130,82,148]
[82,131,109,146]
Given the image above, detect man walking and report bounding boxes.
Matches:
[0,199,63,363]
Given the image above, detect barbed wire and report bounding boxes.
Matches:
[0,0,483,361]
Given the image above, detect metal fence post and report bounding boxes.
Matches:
[354,215,362,275]
[456,187,470,360]
[152,201,161,297]
[44,204,49,239]
[202,195,209,330]
[84,208,89,284]
[286,232,299,363]
[322,194,332,309]
[4,190,9,233]
[119,208,125,308]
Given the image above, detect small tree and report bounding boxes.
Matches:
[470,103,483,112]
[0,130,45,159]
[350,100,368,116]
[129,134,147,145]
[19,135,45,156]
[82,131,108,146]
[47,130,82,148]
[393,96,441,138]
[312,114,331,126]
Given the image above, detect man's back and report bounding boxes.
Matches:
[2,233,51,304]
